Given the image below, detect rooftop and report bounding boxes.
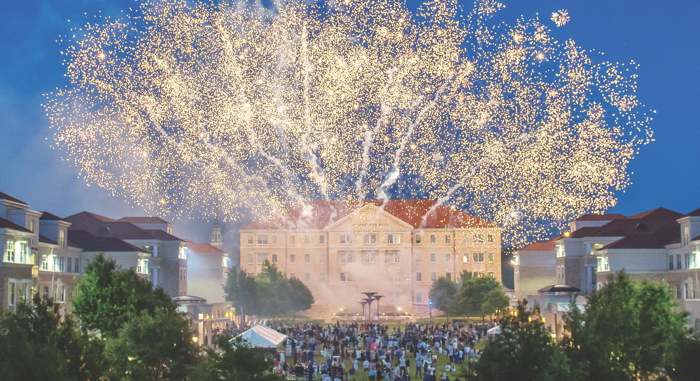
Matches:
[67,230,147,253]
[0,217,32,233]
[117,216,171,224]
[242,200,497,230]
[0,191,28,206]
[518,240,556,252]
[575,213,626,221]
[185,240,224,253]
[40,211,66,221]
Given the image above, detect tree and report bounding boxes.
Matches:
[105,308,197,381]
[288,276,314,324]
[562,271,687,381]
[668,332,700,381]
[481,288,510,316]
[190,336,284,381]
[429,276,459,321]
[469,301,571,381]
[72,254,175,337]
[458,274,502,317]
[224,269,259,323]
[255,261,291,318]
[0,294,106,381]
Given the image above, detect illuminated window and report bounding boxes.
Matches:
[462,253,469,263]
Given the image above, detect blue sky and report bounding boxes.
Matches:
[0,0,698,235]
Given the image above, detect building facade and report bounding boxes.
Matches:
[239,200,501,316]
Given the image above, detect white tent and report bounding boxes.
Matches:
[236,324,288,349]
[487,325,501,335]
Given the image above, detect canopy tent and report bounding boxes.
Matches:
[486,325,501,335]
[236,324,288,349]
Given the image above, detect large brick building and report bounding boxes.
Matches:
[239,200,502,316]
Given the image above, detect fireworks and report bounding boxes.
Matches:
[551,10,571,27]
[45,0,653,246]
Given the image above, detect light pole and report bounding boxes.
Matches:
[429,300,433,318]
[359,301,367,319]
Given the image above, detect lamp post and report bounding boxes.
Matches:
[429,300,433,318]
[373,295,384,319]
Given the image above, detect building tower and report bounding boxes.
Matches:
[211,217,223,249]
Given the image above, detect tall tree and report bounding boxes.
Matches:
[255,261,290,318]
[481,288,510,316]
[429,276,459,321]
[72,254,175,337]
[288,276,314,324]
[469,301,571,381]
[0,295,106,381]
[105,308,197,381]
[668,332,700,381]
[190,336,284,381]
[562,271,687,381]
[224,269,259,323]
[458,274,502,317]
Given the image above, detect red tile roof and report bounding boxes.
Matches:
[242,200,497,230]
[518,240,556,251]
[601,226,680,250]
[144,229,183,242]
[575,213,626,221]
[118,216,170,224]
[0,217,32,233]
[628,207,681,220]
[67,230,147,253]
[0,191,28,205]
[184,240,224,253]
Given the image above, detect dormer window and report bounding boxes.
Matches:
[682,226,690,246]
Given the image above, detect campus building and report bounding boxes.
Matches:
[514,207,700,328]
[239,200,502,316]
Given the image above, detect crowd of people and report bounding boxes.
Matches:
[269,321,492,381]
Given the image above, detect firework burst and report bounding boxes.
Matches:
[45,0,653,246]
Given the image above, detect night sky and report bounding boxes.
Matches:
[1,0,698,237]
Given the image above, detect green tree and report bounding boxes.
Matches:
[562,271,687,381]
[190,336,284,381]
[429,276,459,321]
[288,276,314,324]
[255,261,291,318]
[0,295,106,381]
[105,308,197,381]
[72,254,175,337]
[224,269,259,323]
[481,288,510,316]
[668,332,700,381]
[458,274,502,317]
[469,301,571,381]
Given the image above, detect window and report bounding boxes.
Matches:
[67,258,73,273]
[684,282,689,299]
[340,234,352,244]
[304,235,310,244]
[473,252,484,262]
[488,253,494,263]
[43,286,49,300]
[20,282,29,303]
[415,234,422,244]
[247,235,254,245]
[387,234,401,244]
[487,234,494,243]
[178,246,187,259]
[445,235,451,244]
[669,255,674,270]
[677,254,683,270]
[362,251,378,263]
[290,254,296,263]
[431,272,437,281]
[415,253,422,263]
[473,234,484,244]
[18,242,30,263]
[290,235,296,244]
[462,254,469,263]
[7,280,16,306]
[682,226,691,246]
[319,273,326,281]
[319,235,325,244]
[430,235,436,244]
[340,272,353,281]
[304,254,310,263]
[462,234,468,244]
[5,240,15,262]
[446,272,452,281]
[272,235,277,244]
[364,234,377,244]
[41,255,49,270]
[75,258,80,273]
[304,273,310,281]
[319,254,326,263]
[416,272,422,281]
[430,253,436,263]
[247,254,254,264]
[272,254,278,264]
[257,235,268,245]
[385,250,400,263]
[137,259,149,274]
[556,245,565,258]
[58,257,65,272]
[685,254,691,269]
[416,292,422,303]
[445,253,452,262]
[257,253,268,264]
[676,283,682,299]
[58,230,66,249]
